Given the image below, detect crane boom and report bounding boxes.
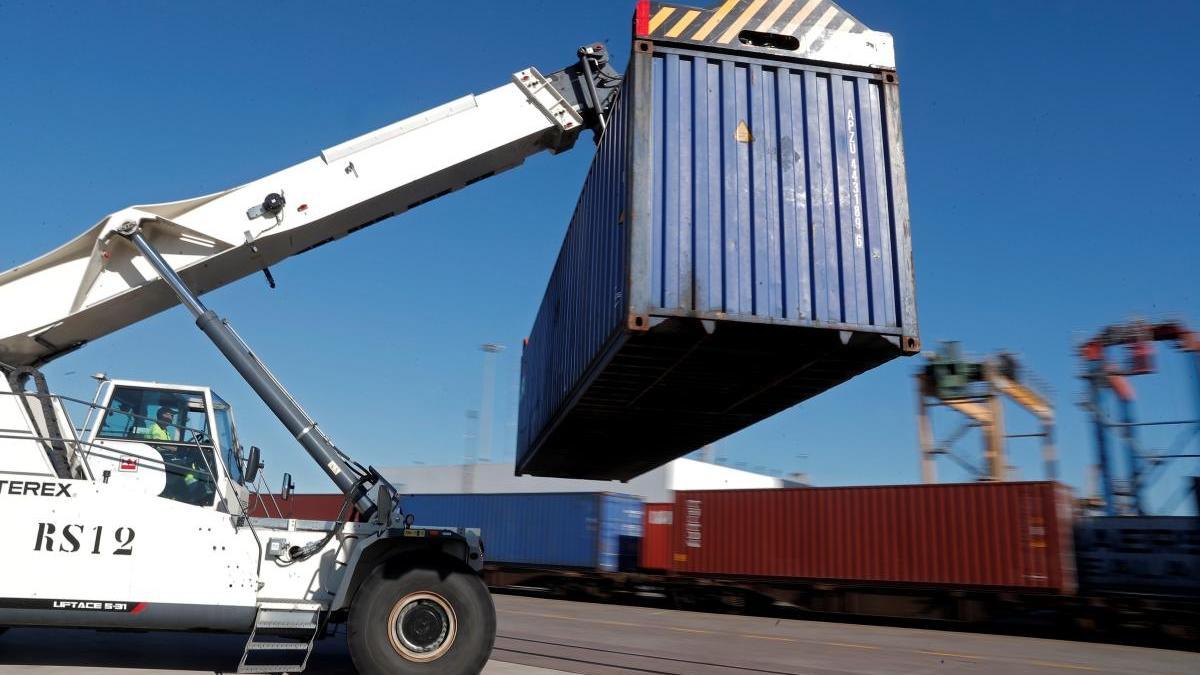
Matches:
[0,51,619,369]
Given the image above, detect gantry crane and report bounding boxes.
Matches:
[1079,319,1200,516]
[917,342,1056,483]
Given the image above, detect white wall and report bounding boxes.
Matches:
[666,458,784,493]
[380,457,786,503]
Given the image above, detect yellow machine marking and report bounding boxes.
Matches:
[941,398,994,424]
[834,16,855,33]
[755,0,798,32]
[666,9,703,37]
[718,0,770,44]
[780,0,823,36]
[649,6,677,33]
[692,0,740,41]
[808,6,842,37]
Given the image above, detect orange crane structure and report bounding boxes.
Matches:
[917,343,1055,483]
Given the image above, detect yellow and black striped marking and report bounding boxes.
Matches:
[646,0,867,48]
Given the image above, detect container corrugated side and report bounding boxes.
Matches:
[516,84,632,467]
[1075,516,1200,595]
[248,493,348,520]
[400,492,643,572]
[600,493,645,572]
[640,503,674,571]
[671,482,1076,593]
[642,49,914,331]
[518,33,917,480]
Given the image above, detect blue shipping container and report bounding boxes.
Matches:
[1075,517,1200,596]
[518,0,919,480]
[403,492,644,572]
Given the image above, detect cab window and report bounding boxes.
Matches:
[213,394,243,484]
[98,387,209,443]
[96,386,218,507]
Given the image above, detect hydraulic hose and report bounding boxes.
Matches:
[7,366,73,479]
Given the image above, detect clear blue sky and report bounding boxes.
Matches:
[1,1,1196,511]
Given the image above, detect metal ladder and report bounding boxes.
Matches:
[237,601,323,674]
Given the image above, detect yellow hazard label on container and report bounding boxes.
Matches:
[673,553,688,562]
[735,120,753,143]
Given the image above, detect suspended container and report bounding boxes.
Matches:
[518,0,919,479]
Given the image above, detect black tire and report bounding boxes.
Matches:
[348,561,496,675]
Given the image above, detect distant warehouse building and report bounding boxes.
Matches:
[379,458,796,503]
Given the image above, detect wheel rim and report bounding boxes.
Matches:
[387,591,457,662]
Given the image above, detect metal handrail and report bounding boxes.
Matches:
[0,432,216,483]
[251,472,286,519]
[2,423,268,575]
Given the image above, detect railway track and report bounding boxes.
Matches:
[495,634,808,675]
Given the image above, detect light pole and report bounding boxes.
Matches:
[479,343,505,464]
[463,409,479,493]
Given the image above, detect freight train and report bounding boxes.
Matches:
[252,482,1199,640]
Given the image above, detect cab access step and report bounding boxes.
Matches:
[238,601,323,674]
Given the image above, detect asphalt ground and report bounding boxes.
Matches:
[1,594,1196,674]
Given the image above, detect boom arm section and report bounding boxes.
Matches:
[0,50,620,368]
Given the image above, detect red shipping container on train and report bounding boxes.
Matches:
[248,493,353,520]
[640,503,674,571]
[671,482,1077,593]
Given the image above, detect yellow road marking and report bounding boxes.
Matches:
[742,634,795,642]
[666,9,702,38]
[755,0,797,32]
[648,6,676,33]
[780,0,822,36]
[588,618,643,628]
[826,642,880,650]
[498,609,573,620]
[692,0,740,41]
[1026,662,1101,672]
[667,626,715,634]
[919,650,988,660]
[718,0,770,44]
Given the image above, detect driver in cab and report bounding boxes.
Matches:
[145,405,178,442]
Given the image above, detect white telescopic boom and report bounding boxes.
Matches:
[0,55,617,368]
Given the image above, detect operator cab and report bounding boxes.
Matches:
[84,379,249,511]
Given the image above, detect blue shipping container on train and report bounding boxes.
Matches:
[518,0,919,480]
[1075,517,1200,596]
[403,493,643,572]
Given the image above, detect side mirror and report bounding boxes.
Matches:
[281,473,294,501]
[244,446,263,484]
